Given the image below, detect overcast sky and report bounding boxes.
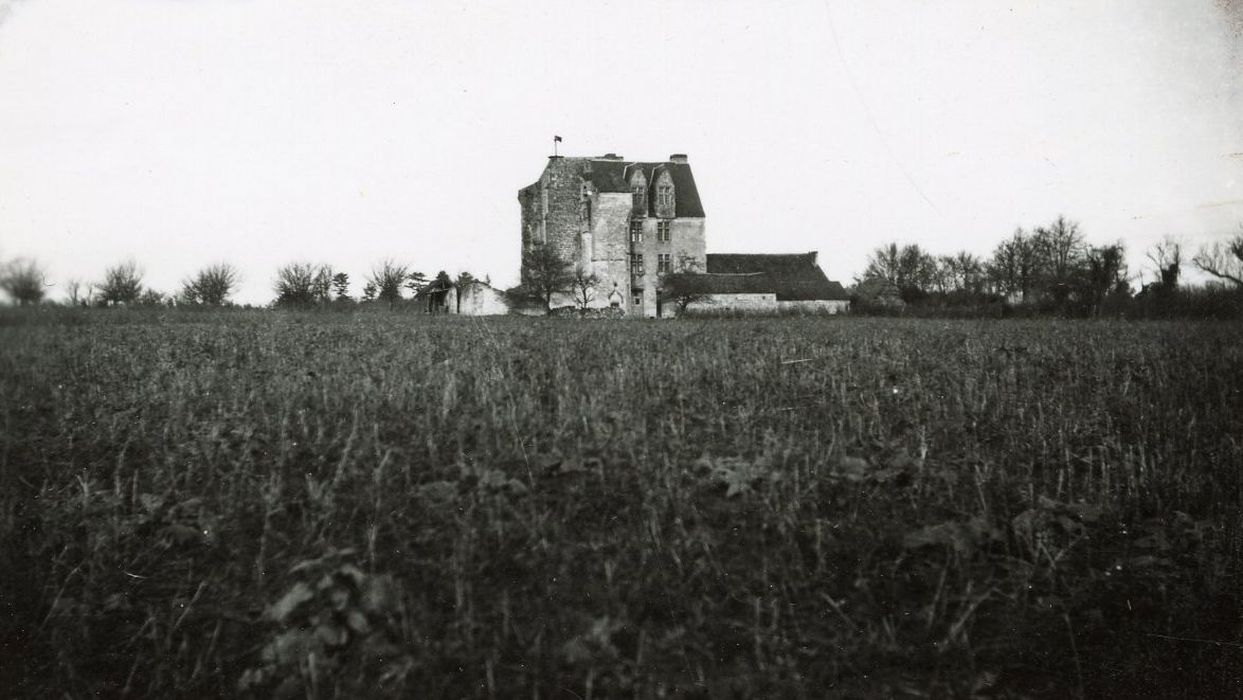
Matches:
[1,0,1241,304]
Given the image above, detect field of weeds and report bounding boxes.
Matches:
[2,310,1241,697]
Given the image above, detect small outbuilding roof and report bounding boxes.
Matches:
[699,252,850,301]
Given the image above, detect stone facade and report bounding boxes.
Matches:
[519,153,706,317]
[449,281,511,316]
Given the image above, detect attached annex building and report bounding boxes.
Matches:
[518,152,848,317]
[683,252,850,315]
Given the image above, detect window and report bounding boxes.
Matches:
[633,293,642,306]
[631,253,645,276]
[657,185,674,209]
[632,184,647,210]
[630,219,643,243]
[658,253,672,274]
[657,220,671,242]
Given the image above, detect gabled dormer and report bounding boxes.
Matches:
[653,169,676,219]
[629,169,647,217]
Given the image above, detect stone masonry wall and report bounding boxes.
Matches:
[588,192,633,309]
[541,157,589,267]
[520,157,590,287]
[630,217,706,317]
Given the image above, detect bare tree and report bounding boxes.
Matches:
[1032,215,1086,301]
[1146,236,1182,293]
[274,262,328,307]
[1192,230,1243,287]
[930,255,956,294]
[570,264,600,310]
[862,243,938,298]
[520,241,574,312]
[181,263,239,306]
[65,278,95,307]
[0,258,48,306]
[98,260,144,306]
[138,288,169,307]
[945,251,985,294]
[659,253,708,314]
[1082,243,1129,316]
[862,243,903,285]
[368,260,410,308]
[988,228,1040,299]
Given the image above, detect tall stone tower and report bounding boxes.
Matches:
[518,153,706,317]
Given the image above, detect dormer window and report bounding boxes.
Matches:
[653,171,676,217]
[632,184,647,210]
[657,185,673,209]
[629,170,648,214]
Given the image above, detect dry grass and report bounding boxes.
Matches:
[2,309,1241,697]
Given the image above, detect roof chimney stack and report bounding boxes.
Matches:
[669,153,688,163]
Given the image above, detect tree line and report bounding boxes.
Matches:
[0,258,484,309]
[3,219,1241,316]
[856,216,1243,317]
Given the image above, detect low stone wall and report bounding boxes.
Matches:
[688,293,777,313]
[776,300,850,315]
[548,306,626,319]
[676,295,850,317]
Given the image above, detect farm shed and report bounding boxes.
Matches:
[414,280,514,315]
[449,280,511,316]
[667,252,850,315]
[412,279,454,313]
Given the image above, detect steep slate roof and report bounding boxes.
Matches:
[586,158,705,218]
[664,273,772,296]
[700,252,850,301]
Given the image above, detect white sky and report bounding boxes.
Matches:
[1,0,1241,304]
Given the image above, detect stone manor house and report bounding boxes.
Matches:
[517,152,849,317]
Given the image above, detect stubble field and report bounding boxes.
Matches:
[2,310,1241,697]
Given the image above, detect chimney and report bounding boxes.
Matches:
[669,153,688,163]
